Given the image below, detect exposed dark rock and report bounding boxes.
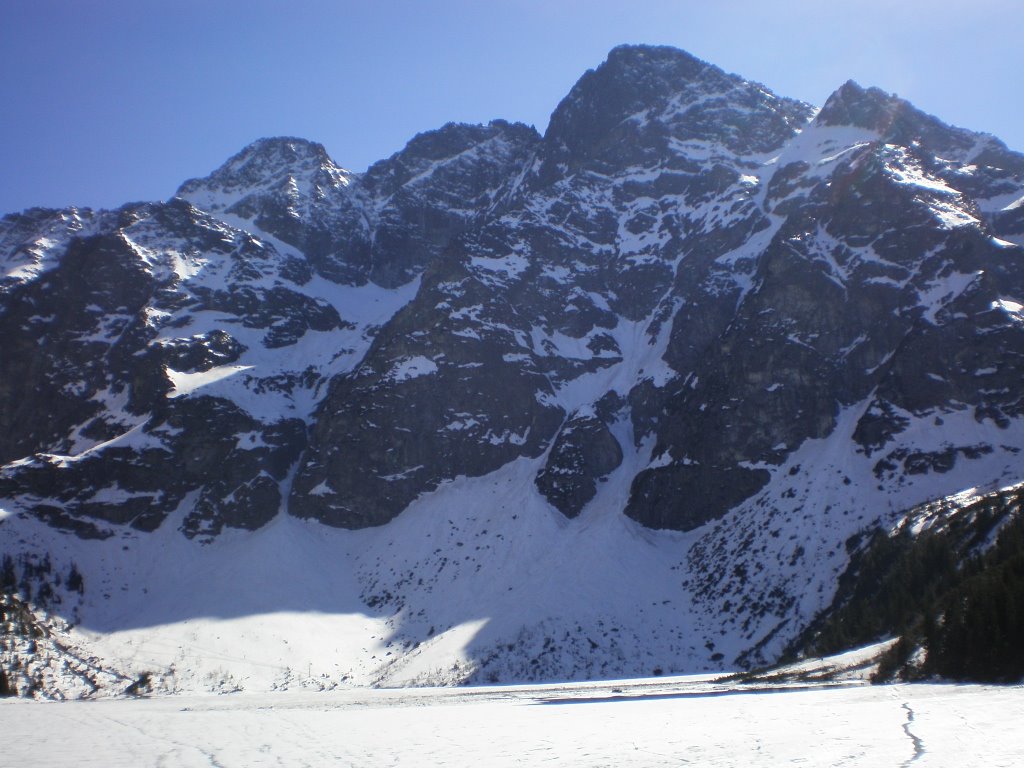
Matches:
[536,413,623,517]
[1,42,1023,550]
[626,463,771,531]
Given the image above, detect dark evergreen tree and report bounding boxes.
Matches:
[794,486,1024,684]
[0,669,15,697]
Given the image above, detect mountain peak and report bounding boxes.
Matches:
[544,44,721,149]
[816,80,1008,162]
[363,119,541,193]
[236,135,330,160]
[541,44,811,177]
[817,80,905,132]
[603,43,708,74]
[175,136,351,216]
[205,136,343,185]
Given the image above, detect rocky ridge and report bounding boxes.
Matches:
[2,44,1024,693]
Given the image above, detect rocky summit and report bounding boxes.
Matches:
[2,45,1024,696]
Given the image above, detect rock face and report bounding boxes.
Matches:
[3,44,1024,682]
[536,411,623,518]
[0,122,540,538]
[0,200,320,537]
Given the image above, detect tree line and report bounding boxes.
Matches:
[794,486,1024,683]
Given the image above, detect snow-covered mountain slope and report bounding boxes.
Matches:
[0,195,425,539]
[3,44,1024,696]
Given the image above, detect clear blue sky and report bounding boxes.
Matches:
[2,0,1021,215]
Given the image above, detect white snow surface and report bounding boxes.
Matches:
[387,355,439,382]
[3,677,1023,767]
[5,398,1022,698]
[683,403,1024,666]
[0,453,703,694]
[166,364,255,398]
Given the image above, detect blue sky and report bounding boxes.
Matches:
[2,0,1021,214]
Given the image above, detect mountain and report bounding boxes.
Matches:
[2,44,1024,697]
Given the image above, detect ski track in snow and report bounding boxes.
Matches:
[900,701,927,767]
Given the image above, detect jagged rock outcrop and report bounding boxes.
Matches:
[177,123,541,288]
[536,411,623,517]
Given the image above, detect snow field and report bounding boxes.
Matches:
[3,680,1022,767]
[5,399,1024,694]
[47,452,706,691]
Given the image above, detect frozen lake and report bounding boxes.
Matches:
[4,677,1023,767]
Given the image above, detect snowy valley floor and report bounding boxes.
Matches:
[4,677,1023,767]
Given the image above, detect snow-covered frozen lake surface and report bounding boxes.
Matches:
[5,677,1023,767]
